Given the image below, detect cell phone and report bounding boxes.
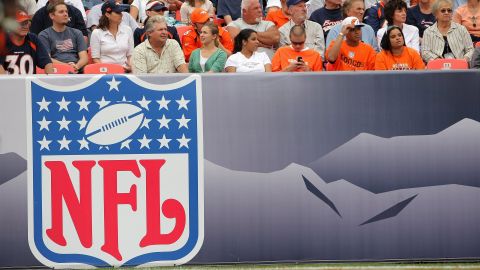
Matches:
[297,56,303,62]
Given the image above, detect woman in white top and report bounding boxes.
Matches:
[377,0,420,52]
[90,1,134,72]
[225,29,272,73]
[180,0,215,24]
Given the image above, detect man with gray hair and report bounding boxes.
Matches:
[132,15,187,73]
[279,0,325,57]
[227,0,280,59]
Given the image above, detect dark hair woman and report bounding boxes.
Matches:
[225,28,272,72]
[375,25,425,70]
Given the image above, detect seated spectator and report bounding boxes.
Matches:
[364,0,387,34]
[279,0,325,56]
[377,0,420,52]
[217,0,242,25]
[182,8,233,61]
[87,0,138,31]
[225,28,272,72]
[326,0,379,51]
[132,15,188,73]
[453,0,480,42]
[306,0,324,17]
[0,10,53,74]
[38,1,88,73]
[189,22,228,72]
[406,0,436,38]
[309,0,343,39]
[266,0,282,12]
[325,16,376,70]
[471,46,480,68]
[180,0,215,24]
[375,25,425,69]
[227,0,280,59]
[31,0,88,38]
[422,0,474,62]
[36,0,87,22]
[134,1,181,47]
[90,0,134,72]
[272,25,323,71]
[130,0,147,23]
[265,0,290,28]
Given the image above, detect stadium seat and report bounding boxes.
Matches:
[476,41,480,48]
[87,47,93,64]
[176,25,189,37]
[426,59,469,70]
[83,63,125,74]
[36,63,76,74]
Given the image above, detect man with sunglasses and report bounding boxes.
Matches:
[0,10,53,74]
[272,24,323,71]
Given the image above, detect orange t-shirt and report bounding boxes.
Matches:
[271,46,323,72]
[325,41,376,71]
[375,47,425,70]
[181,25,234,62]
[265,9,290,28]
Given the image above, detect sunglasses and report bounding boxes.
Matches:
[440,8,452,14]
[19,20,31,27]
[291,41,305,45]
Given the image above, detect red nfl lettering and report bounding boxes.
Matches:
[43,159,186,261]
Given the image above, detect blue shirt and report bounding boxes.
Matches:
[309,7,343,39]
[325,23,380,52]
[406,5,436,38]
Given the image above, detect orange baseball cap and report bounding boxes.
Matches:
[16,10,30,23]
[190,8,209,23]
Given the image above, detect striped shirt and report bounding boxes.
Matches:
[421,22,474,62]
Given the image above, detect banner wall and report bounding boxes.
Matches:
[1,72,480,268]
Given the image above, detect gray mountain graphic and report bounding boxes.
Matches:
[308,118,480,193]
[0,152,27,186]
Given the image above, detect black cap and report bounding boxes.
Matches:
[101,0,127,14]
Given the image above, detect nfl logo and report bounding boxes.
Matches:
[26,75,204,268]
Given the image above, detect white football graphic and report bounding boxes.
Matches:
[85,103,145,146]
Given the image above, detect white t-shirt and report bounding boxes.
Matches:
[90,25,134,65]
[225,51,271,72]
[131,0,147,23]
[36,0,87,22]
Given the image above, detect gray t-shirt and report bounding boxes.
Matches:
[228,18,276,59]
[39,26,87,63]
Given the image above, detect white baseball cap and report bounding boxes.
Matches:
[342,16,365,27]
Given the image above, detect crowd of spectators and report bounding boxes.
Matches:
[1,0,480,74]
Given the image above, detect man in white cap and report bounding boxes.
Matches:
[325,16,376,70]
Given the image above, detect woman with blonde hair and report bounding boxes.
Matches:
[189,22,227,73]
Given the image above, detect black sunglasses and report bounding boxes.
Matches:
[440,8,452,14]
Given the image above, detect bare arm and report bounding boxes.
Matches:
[75,51,89,71]
[130,5,139,21]
[327,25,351,63]
[44,63,54,74]
[0,66,5,74]
[176,63,189,73]
[256,26,280,47]
[223,15,233,25]
[92,58,101,63]
[225,66,236,72]
[226,25,240,40]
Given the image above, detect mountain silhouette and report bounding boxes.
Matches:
[308,118,480,193]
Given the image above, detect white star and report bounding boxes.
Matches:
[141,118,151,129]
[77,116,88,130]
[120,139,132,149]
[138,134,151,149]
[37,136,51,151]
[37,116,51,131]
[107,76,121,91]
[157,95,170,110]
[177,114,191,129]
[121,96,127,102]
[99,146,110,150]
[78,138,89,150]
[77,96,91,112]
[37,97,51,112]
[158,114,171,129]
[57,97,70,112]
[177,134,191,149]
[57,116,71,131]
[176,95,190,110]
[157,134,171,149]
[97,96,110,108]
[58,135,71,150]
[137,95,151,110]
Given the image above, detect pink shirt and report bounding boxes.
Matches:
[453,4,480,38]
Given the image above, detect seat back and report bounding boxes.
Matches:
[36,63,76,74]
[83,63,125,74]
[426,59,469,70]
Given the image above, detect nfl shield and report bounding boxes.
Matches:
[26,75,204,268]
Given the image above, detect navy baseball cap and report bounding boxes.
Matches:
[146,1,168,12]
[101,0,128,14]
[286,0,306,7]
